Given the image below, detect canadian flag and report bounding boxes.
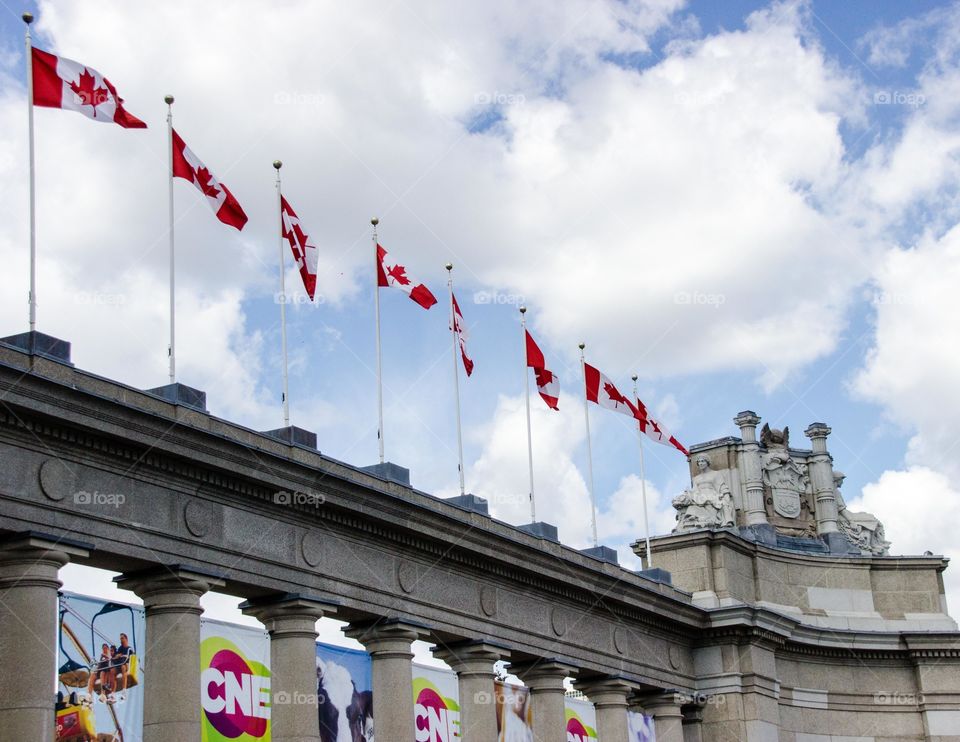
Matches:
[452,294,474,376]
[280,196,319,300]
[584,363,637,419]
[635,396,689,456]
[525,330,559,410]
[376,244,437,309]
[30,48,146,128]
[172,129,248,230]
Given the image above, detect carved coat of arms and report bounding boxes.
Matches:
[759,424,816,536]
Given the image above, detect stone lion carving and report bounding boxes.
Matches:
[672,455,735,532]
[834,472,891,555]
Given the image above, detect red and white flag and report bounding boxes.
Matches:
[525,330,558,410]
[376,244,437,309]
[172,129,247,230]
[584,363,638,419]
[452,294,473,376]
[634,396,689,456]
[280,196,319,300]
[30,47,146,128]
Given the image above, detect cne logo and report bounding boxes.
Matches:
[414,680,461,741]
[566,711,598,742]
[201,644,270,740]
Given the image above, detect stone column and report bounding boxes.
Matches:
[345,618,430,742]
[803,423,846,551]
[574,676,635,742]
[512,659,575,741]
[116,565,224,742]
[0,532,89,741]
[431,640,508,742]
[734,412,766,527]
[640,692,685,742]
[242,593,337,742]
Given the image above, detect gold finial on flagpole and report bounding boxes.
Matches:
[164,94,174,105]
[579,342,585,350]
[371,217,379,226]
[445,263,453,272]
[22,12,33,24]
[632,374,638,382]
[519,305,526,314]
[273,160,282,170]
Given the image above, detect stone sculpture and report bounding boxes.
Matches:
[672,455,735,531]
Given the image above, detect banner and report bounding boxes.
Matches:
[564,695,598,742]
[413,663,460,741]
[628,710,657,741]
[494,680,534,742]
[317,641,373,742]
[56,592,145,741]
[200,619,271,742]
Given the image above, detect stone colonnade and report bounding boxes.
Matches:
[0,533,690,741]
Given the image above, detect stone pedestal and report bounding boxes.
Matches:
[512,659,575,741]
[574,676,635,742]
[640,693,685,742]
[242,594,337,742]
[116,565,224,742]
[0,533,89,741]
[345,619,429,742]
[432,640,508,742]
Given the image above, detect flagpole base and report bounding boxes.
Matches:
[0,331,72,364]
[580,544,619,565]
[145,382,207,412]
[636,567,673,585]
[444,494,489,515]
[361,462,411,486]
[261,426,318,450]
[517,521,559,542]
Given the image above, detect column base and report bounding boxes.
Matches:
[0,331,72,364]
[517,521,559,541]
[145,382,207,412]
[445,494,489,515]
[261,426,318,450]
[361,462,411,486]
[739,523,777,546]
[580,544,619,564]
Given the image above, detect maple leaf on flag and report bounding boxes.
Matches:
[387,264,411,286]
[69,68,110,117]
[195,167,222,199]
[604,381,630,405]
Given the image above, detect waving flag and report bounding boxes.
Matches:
[280,196,319,300]
[376,244,437,309]
[452,293,474,376]
[635,396,688,455]
[525,330,558,409]
[584,363,637,418]
[30,47,146,128]
[172,129,247,230]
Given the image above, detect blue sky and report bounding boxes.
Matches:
[2,0,960,623]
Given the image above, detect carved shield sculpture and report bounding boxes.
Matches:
[763,454,806,519]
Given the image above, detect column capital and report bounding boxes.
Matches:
[344,617,431,654]
[240,592,337,638]
[115,564,224,616]
[0,530,91,564]
[733,411,761,440]
[431,639,510,673]
[574,675,638,706]
[634,690,684,717]
[510,658,576,690]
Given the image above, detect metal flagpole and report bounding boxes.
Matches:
[633,375,653,569]
[579,343,599,547]
[24,13,36,331]
[165,95,175,382]
[274,161,290,427]
[520,306,536,522]
[447,264,466,497]
[372,217,385,464]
